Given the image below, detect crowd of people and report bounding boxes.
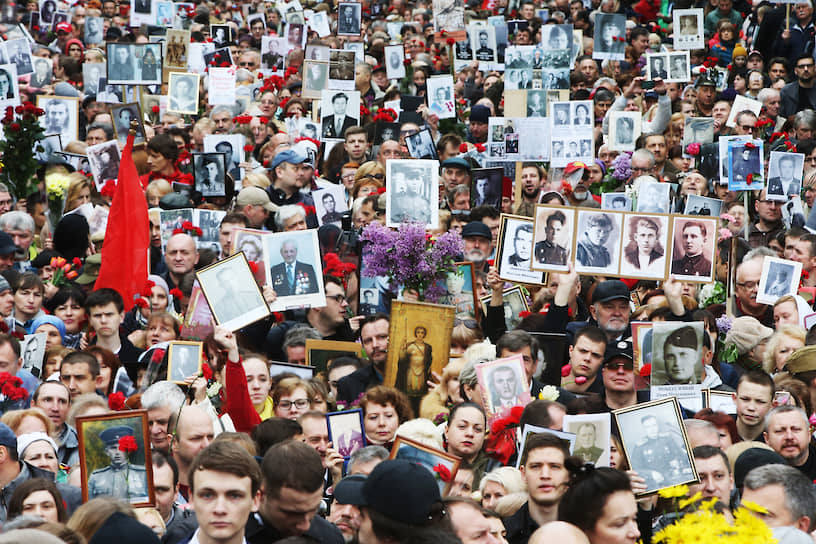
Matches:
[2,0,816,542]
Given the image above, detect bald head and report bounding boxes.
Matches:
[531,522,590,544]
[172,405,215,470]
[165,233,199,277]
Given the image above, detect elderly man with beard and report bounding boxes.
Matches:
[462,222,492,273]
[764,405,816,480]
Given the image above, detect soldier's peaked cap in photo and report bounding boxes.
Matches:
[100,425,135,446]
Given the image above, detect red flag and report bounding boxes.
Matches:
[94,130,149,311]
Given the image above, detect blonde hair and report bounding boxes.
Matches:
[243,171,272,189]
[395,418,444,450]
[479,466,526,495]
[762,324,806,373]
[0,408,54,436]
[351,161,385,199]
[145,179,172,204]
[64,175,94,212]
[66,393,110,428]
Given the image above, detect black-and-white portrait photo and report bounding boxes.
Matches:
[167,72,200,114]
[320,89,360,139]
[667,51,690,82]
[262,229,327,312]
[620,214,668,279]
[261,36,289,70]
[193,152,226,197]
[83,63,104,96]
[305,44,330,61]
[106,43,162,85]
[29,57,52,89]
[210,24,232,48]
[541,24,572,51]
[526,90,546,117]
[757,257,802,305]
[405,129,437,160]
[669,217,717,282]
[673,9,704,50]
[204,134,244,181]
[575,211,622,274]
[496,216,545,285]
[37,95,78,147]
[197,253,270,330]
[650,321,704,386]
[386,159,439,229]
[728,140,763,190]
[167,341,202,382]
[682,117,715,149]
[593,13,626,60]
[85,16,103,43]
[532,205,574,272]
[286,22,305,48]
[767,151,805,201]
[133,0,151,15]
[110,101,144,145]
[475,356,531,420]
[0,64,18,106]
[432,0,466,35]
[375,122,401,145]
[314,184,348,227]
[202,46,233,71]
[470,167,502,208]
[572,101,592,125]
[552,102,570,126]
[563,413,611,467]
[609,111,640,152]
[385,44,406,80]
[302,60,328,99]
[39,0,57,24]
[601,193,631,211]
[337,2,361,35]
[647,53,668,80]
[4,38,33,76]
[20,333,46,379]
[329,49,356,89]
[87,140,121,189]
[636,181,671,214]
[683,195,722,217]
[614,398,697,493]
[471,26,496,63]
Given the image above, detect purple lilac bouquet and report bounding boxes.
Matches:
[360,221,463,303]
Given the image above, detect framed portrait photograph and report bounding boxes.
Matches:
[77,410,154,506]
[471,25,497,64]
[110,103,145,145]
[438,261,479,321]
[196,252,270,331]
[314,185,348,227]
[229,227,270,281]
[480,286,530,331]
[37,95,79,148]
[202,46,233,70]
[673,9,704,50]
[757,256,803,305]
[650,321,704,386]
[0,64,17,110]
[83,63,106,97]
[374,122,401,145]
[302,60,328,100]
[327,409,366,458]
[167,341,203,383]
[666,51,690,83]
[725,95,762,129]
[563,413,611,467]
[608,111,640,152]
[619,214,670,280]
[262,229,327,311]
[106,43,162,85]
[645,53,668,80]
[470,167,502,208]
[29,57,52,89]
[329,49,355,90]
[270,361,315,380]
[203,133,244,182]
[35,134,63,165]
[87,140,121,191]
[592,13,626,60]
[20,332,46,379]
[636,181,671,214]
[389,436,461,496]
[39,0,57,25]
[495,214,544,284]
[669,216,717,282]
[427,75,455,119]
[476,355,532,423]
[305,339,362,374]
[385,159,440,229]
[718,135,752,185]
[193,152,227,197]
[601,192,631,211]
[4,38,33,77]
[384,301,455,413]
[320,88,360,139]
[160,208,194,248]
[574,210,623,276]
[613,397,698,495]
[209,24,233,48]
[728,139,764,191]
[164,29,191,69]
[337,2,361,35]
[682,117,715,151]
[704,389,737,414]
[405,128,438,160]
[305,44,330,61]
[384,44,406,80]
[532,205,574,272]
[261,36,289,70]
[683,195,722,217]
[167,72,200,114]
[767,151,805,201]
[310,11,332,38]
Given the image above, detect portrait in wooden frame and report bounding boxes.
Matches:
[167,341,203,383]
[496,214,546,285]
[389,435,461,496]
[305,339,362,374]
[613,397,698,495]
[77,409,155,506]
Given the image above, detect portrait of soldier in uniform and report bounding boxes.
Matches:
[534,210,568,266]
[87,425,148,502]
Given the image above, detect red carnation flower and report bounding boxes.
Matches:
[108,391,126,411]
[446,37,455,45]
[244,144,254,152]
[248,261,259,275]
[746,173,754,185]
[433,463,451,482]
[118,435,138,453]
[474,143,486,153]
[169,288,184,298]
[639,363,652,377]
[744,142,757,149]
[201,363,213,381]
[151,105,160,113]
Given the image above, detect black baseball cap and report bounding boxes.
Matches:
[603,340,634,366]
[591,280,630,304]
[461,221,491,239]
[335,460,441,525]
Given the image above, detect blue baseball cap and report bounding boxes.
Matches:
[0,423,17,451]
[270,148,308,170]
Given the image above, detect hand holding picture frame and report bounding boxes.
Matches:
[476,355,532,424]
[167,341,203,383]
[195,252,270,331]
[327,409,366,459]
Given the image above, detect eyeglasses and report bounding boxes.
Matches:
[277,398,310,410]
[736,280,759,290]
[363,173,385,180]
[239,62,257,68]
[738,124,755,131]
[327,293,349,304]
[605,361,634,371]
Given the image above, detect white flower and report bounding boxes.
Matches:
[538,385,559,401]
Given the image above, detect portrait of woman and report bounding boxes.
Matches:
[0,68,13,99]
